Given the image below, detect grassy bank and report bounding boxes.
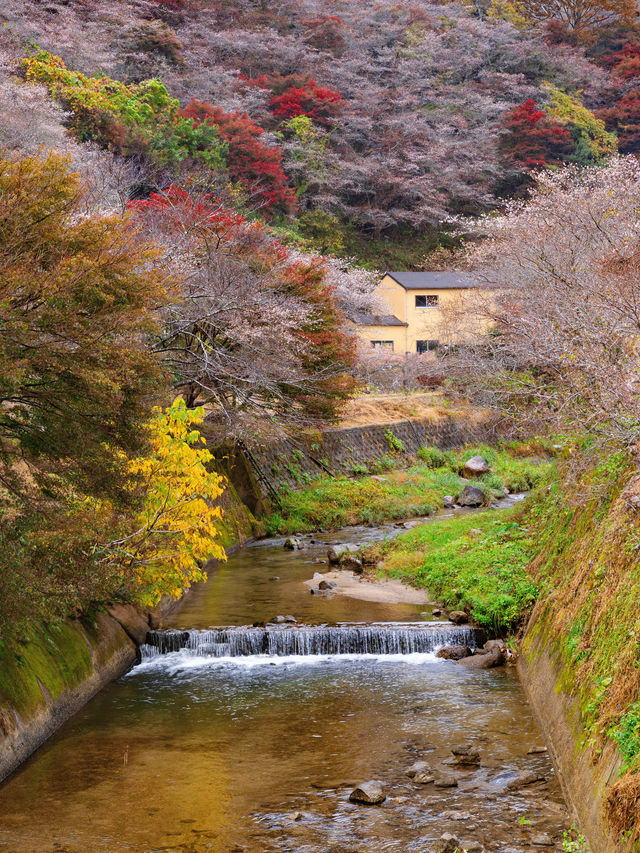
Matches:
[518,450,640,845]
[264,443,554,535]
[367,508,538,634]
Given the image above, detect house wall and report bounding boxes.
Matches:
[359,323,406,353]
[370,274,486,353]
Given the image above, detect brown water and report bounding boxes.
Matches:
[0,507,569,853]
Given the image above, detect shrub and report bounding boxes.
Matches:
[417,445,447,468]
[384,429,404,452]
[350,462,369,476]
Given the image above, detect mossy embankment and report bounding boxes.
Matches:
[519,451,640,851]
[0,605,147,782]
[264,443,552,535]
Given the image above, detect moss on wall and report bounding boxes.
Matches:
[520,452,640,851]
[0,621,94,722]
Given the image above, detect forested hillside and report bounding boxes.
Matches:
[2,0,639,265]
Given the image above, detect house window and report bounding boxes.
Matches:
[415,294,439,308]
[417,339,439,353]
[370,340,394,351]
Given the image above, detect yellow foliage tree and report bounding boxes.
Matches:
[106,398,226,606]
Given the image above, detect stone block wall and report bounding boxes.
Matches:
[246,413,505,492]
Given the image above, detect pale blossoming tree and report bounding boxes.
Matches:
[444,156,640,442]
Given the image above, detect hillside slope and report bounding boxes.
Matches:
[0,0,630,265]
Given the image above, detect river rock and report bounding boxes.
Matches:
[434,775,458,788]
[448,610,469,625]
[414,771,435,784]
[327,543,359,564]
[318,580,336,590]
[531,834,554,847]
[284,811,304,822]
[527,745,548,755]
[437,645,472,660]
[443,495,455,508]
[441,810,473,821]
[432,608,442,617]
[484,639,505,652]
[405,760,431,778]
[457,485,485,507]
[506,770,546,790]
[462,455,490,477]
[462,842,485,853]
[283,615,297,623]
[432,832,461,853]
[348,780,386,805]
[269,615,287,624]
[268,576,280,582]
[284,536,302,550]
[341,554,364,573]
[459,647,504,669]
[446,745,480,766]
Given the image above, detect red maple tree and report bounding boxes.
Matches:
[243,73,342,126]
[500,99,574,167]
[179,98,296,212]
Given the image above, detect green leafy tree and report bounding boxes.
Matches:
[543,82,618,163]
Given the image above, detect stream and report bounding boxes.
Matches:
[0,505,570,852]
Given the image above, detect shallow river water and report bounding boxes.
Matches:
[0,511,570,853]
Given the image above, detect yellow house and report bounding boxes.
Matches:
[354,271,482,354]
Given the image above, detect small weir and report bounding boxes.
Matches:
[141,621,481,659]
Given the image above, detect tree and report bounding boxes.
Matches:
[543,82,617,162]
[101,399,226,606]
[449,156,640,442]
[178,98,296,211]
[516,0,638,36]
[0,151,166,498]
[500,98,575,167]
[0,151,184,634]
[129,186,358,440]
[243,73,342,126]
[599,90,640,152]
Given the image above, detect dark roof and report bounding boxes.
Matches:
[385,271,480,290]
[351,312,408,327]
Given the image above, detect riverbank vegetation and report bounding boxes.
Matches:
[264,444,553,535]
[369,508,537,633]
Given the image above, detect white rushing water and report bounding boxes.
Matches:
[140,621,480,660]
[131,650,443,675]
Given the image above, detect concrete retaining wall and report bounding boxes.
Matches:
[519,606,626,853]
[0,605,149,783]
[248,413,504,491]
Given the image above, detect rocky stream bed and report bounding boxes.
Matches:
[0,508,572,853]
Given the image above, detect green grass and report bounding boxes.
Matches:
[611,702,640,774]
[264,444,553,536]
[370,508,538,634]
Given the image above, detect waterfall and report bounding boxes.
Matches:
[140,622,481,659]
